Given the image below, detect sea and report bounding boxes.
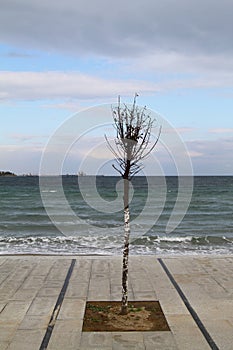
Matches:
[0,176,232,256]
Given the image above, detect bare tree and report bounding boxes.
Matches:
[106,94,161,314]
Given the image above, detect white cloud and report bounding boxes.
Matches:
[209,128,233,134]
[187,151,203,158]
[0,71,162,101]
[42,101,83,112]
[1,68,233,103]
[130,51,233,75]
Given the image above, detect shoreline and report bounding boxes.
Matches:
[0,252,232,258]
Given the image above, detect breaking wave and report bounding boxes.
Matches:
[0,234,232,256]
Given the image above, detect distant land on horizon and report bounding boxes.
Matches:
[0,171,232,177]
[0,171,17,177]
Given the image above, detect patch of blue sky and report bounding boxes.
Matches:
[145,90,233,128]
[0,100,68,144]
[0,43,116,76]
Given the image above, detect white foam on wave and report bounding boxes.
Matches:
[0,234,232,256]
[156,236,193,243]
[41,190,57,193]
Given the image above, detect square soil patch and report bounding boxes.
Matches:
[82,301,170,332]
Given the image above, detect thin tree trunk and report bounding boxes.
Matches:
[107,95,159,315]
[121,177,130,315]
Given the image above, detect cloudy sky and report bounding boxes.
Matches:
[0,0,232,175]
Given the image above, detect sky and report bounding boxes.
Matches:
[0,0,232,175]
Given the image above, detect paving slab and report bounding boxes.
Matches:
[47,320,82,350]
[112,332,145,350]
[0,300,31,325]
[6,330,45,350]
[80,332,112,349]
[166,314,210,350]
[57,299,86,320]
[26,297,56,316]
[143,331,177,350]
[0,255,232,349]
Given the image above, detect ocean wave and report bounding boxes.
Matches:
[0,234,232,256]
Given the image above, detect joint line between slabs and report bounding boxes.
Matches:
[158,258,220,350]
[39,259,76,350]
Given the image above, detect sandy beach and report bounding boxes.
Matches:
[0,255,232,349]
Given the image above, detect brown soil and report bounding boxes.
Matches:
[82,301,170,332]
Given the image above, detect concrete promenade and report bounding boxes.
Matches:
[0,255,232,349]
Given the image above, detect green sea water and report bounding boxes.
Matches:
[0,176,232,255]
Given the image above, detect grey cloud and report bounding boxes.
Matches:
[1,51,33,58]
[0,0,233,58]
[9,134,47,143]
